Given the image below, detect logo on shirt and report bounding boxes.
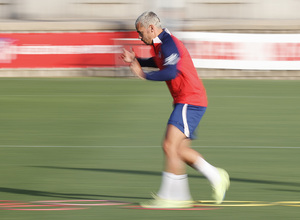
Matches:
[164,53,180,66]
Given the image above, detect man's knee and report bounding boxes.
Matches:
[162,139,178,157]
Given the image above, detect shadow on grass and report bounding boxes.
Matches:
[2,166,298,200]
[0,187,149,200]
[33,166,300,188]
[264,188,300,193]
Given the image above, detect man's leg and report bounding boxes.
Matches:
[177,132,230,205]
[162,124,230,205]
[140,124,230,207]
[156,124,192,201]
[177,138,222,187]
[163,124,187,175]
[140,125,193,208]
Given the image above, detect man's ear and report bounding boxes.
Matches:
[149,24,154,32]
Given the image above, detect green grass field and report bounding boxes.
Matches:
[0,77,299,219]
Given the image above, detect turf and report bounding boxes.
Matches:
[0,77,299,219]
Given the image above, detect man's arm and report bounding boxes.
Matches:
[137,57,157,68]
[122,37,180,81]
[132,52,179,81]
[145,39,180,81]
[121,48,157,68]
[145,64,177,81]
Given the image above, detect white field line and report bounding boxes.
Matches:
[0,94,165,97]
[0,145,299,149]
[0,94,299,99]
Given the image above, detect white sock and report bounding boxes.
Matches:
[193,157,221,187]
[157,172,192,201]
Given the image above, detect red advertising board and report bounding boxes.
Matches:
[2,31,300,70]
[0,31,153,68]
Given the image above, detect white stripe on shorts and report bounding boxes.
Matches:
[182,104,190,137]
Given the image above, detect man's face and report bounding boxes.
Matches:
[136,22,153,45]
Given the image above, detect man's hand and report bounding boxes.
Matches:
[121,48,135,63]
[121,48,145,79]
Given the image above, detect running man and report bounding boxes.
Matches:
[121,11,230,208]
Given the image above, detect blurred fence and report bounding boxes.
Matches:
[1,0,300,32]
[2,0,300,21]
[1,0,300,79]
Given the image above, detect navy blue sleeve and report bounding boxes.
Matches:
[145,37,180,81]
[137,57,157,68]
[145,65,178,81]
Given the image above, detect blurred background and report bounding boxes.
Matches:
[1,0,300,30]
[1,0,300,79]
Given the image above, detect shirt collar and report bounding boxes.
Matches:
[152,28,171,44]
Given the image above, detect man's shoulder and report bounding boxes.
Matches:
[160,32,180,52]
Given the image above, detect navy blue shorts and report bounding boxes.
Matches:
[168,103,206,139]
